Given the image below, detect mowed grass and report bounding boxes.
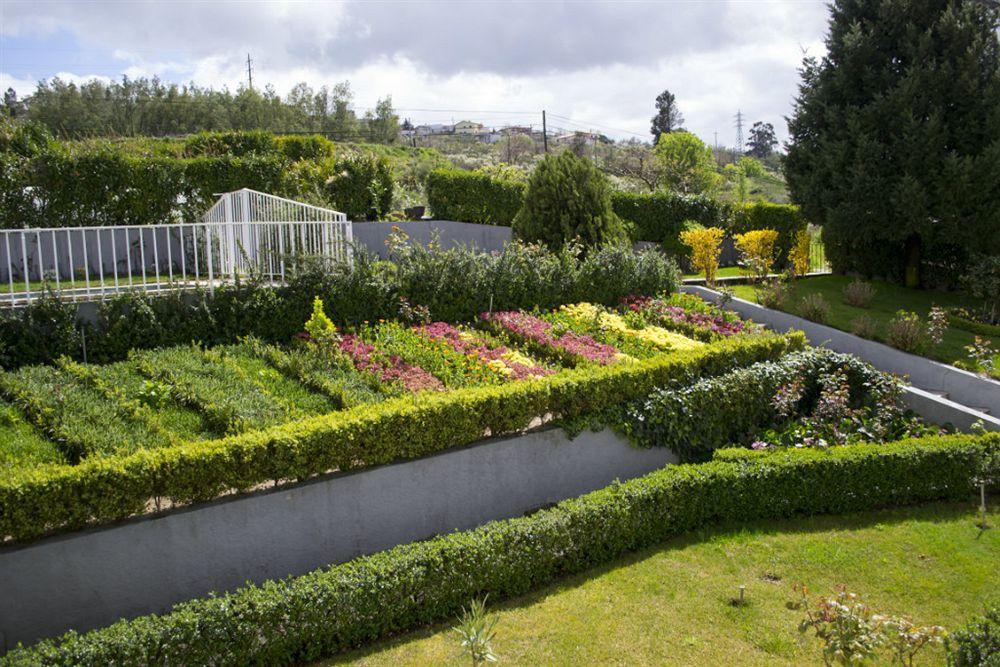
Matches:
[731,274,1000,367]
[329,502,998,667]
[0,398,63,469]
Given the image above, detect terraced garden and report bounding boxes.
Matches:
[0,293,744,474]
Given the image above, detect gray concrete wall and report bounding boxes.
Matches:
[352,220,512,258]
[0,426,675,650]
[683,284,1000,423]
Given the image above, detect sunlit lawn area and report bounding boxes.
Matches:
[729,274,1000,369]
[328,502,998,666]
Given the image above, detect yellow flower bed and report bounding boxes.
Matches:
[559,302,703,352]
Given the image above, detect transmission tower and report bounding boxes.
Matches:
[734,109,745,157]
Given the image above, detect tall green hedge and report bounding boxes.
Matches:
[0,332,802,542]
[4,432,991,665]
[611,191,728,251]
[426,169,526,225]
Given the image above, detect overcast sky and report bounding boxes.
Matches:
[0,0,831,145]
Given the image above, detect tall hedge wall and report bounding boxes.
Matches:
[611,191,727,251]
[729,202,808,266]
[4,432,991,665]
[426,169,526,225]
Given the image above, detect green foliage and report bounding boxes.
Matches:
[0,332,802,541]
[426,168,526,225]
[961,255,1000,326]
[0,398,64,471]
[4,431,990,665]
[728,202,806,268]
[275,134,335,161]
[453,598,499,666]
[784,0,1000,285]
[610,190,728,253]
[324,153,393,220]
[653,131,720,195]
[183,130,279,157]
[947,605,1000,666]
[0,291,81,368]
[513,152,626,249]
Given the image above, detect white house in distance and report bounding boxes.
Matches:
[453,120,485,135]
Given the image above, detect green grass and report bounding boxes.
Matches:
[683,266,745,280]
[218,344,338,416]
[0,398,64,470]
[328,502,998,666]
[731,274,1000,369]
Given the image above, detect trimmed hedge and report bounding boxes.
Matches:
[0,332,804,542]
[611,191,727,250]
[947,313,1000,339]
[947,605,1000,667]
[728,202,807,267]
[4,432,992,665]
[426,168,526,225]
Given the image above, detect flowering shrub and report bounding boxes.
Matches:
[679,226,725,284]
[734,228,780,282]
[480,311,624,366]
[790,229,811,277]
[555,302,702,357]
[419,322,553,380]
[886,310,928,354]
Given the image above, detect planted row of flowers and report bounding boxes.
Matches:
[622,293,757,340]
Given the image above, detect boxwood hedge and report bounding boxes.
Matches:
[0,332,803,542]
[3,432,993,666]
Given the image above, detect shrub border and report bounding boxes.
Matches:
[4,432,992,665]
[0,332,804,542]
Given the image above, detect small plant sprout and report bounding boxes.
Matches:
[797,585,885,666]
[881,617,946,666]
[453,597,499,666]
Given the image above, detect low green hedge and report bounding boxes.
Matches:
[0,333,803,542]
[947,313,1000,339]
[4,432,992,666]
[426,169,526,225]
[947,605,1000,666]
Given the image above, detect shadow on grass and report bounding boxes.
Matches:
[326,500,987,665]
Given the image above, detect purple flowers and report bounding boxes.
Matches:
[338,334,444,392]
[419,322,553,380]
[480,311,622,365]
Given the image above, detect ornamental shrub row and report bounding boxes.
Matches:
[4,432,991,666]
[0,243,679,369]
[426,168,526,225]
[0,332,804,542]
[617,348,888,462]
[729,201,808,267]
[610,190,726,251]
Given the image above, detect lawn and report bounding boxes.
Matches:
[730,274,1000,369]
[329,502,998,666]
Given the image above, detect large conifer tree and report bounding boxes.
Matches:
[785,0,1000,286]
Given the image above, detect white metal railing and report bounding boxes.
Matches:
[0,189,351,307]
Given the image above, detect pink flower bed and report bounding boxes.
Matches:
[338,334,444,392]
[480,311,621,365]
[419,322,553,380]
[622,295,748,337]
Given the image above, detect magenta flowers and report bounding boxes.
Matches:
[338,334,444,392]
[480,311,622,365]
[420,322,554,380]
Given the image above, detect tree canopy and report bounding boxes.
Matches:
[785,0,1000,286]
[653,131,720,195]
[650,89,685,143]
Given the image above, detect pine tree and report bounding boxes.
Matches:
[650,89,685,143]
[785,0,1000,286]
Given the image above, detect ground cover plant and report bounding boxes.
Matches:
[3,434,993,665]
[731,274,1000,377]
[326,502,998,667]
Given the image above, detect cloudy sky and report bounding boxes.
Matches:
[0,0,831,145]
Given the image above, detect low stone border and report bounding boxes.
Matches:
[0,426,675,650]
[682,284,1000,429]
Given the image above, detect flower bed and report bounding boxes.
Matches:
[338,333,445,393]
[553,302,703,358]
[419,322,554,380]
[480,311,627,366]
[622,293,756,340]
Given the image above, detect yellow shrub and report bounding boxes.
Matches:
[680,226,726,284]
[790,229,811,277]
[734,229,780,282]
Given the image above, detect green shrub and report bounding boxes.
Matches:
[0,291,81,368]
[728,202,807,268]
[574,245,680,306]
[610,191,728,252]
[513,152,626,249]
[183,130,278,157]
[842,279,877,308]
[324,153,393,220]
[947,605,1000,667]
[4,432,990,665]
[798,293,831,323]
[0,332,803,541]
[276,134,335,161]
[618,348,890,461]
[426,169,526,225]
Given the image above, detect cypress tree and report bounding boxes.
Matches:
[785,0,1000,286]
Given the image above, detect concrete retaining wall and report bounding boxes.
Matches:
[683,284,1000,429]
[352,220,512,258]
[0,426,675,650]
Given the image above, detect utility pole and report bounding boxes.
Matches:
[506,132,511,163]
[733,109,745,159]
[246,54,254,91]
[542,110,548,153]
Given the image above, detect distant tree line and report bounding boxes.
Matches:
[0,77,400,143]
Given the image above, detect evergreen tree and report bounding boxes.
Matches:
[512,151,626,249]
[650,89,685,143]
[785,0,1000,286]
[746,121,777,158]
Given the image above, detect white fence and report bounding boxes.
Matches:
[0,189,351,306]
